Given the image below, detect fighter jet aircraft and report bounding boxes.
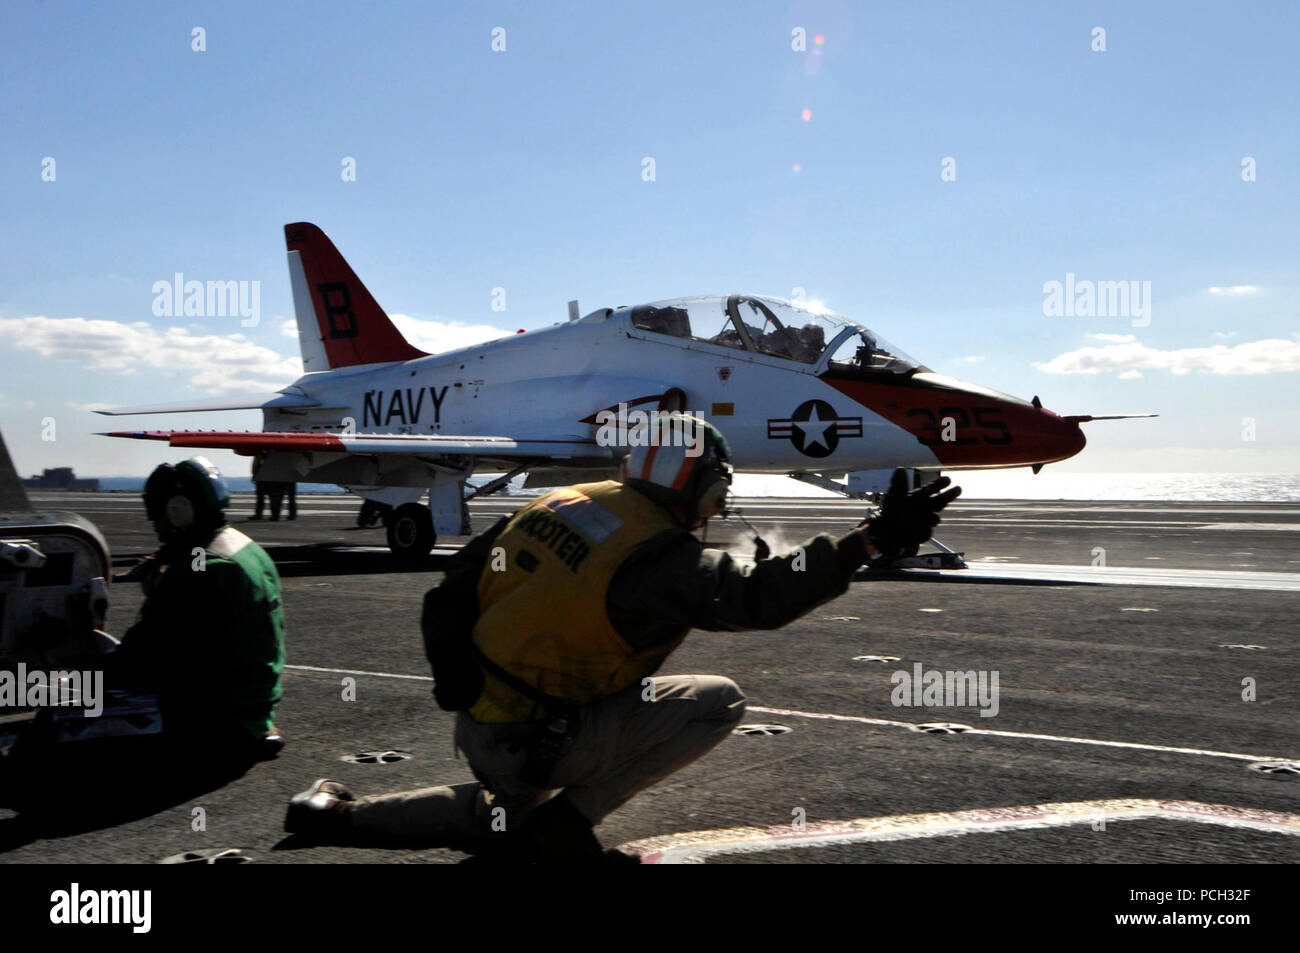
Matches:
[99,223,1151,557]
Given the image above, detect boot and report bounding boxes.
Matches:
[284,778,356,841]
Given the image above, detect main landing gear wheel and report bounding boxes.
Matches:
[386,502,435,559]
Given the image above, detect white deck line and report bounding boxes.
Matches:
[282,665,1296,764]
[623,799,1300,863]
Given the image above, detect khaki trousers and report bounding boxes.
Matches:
[350,674,746,840]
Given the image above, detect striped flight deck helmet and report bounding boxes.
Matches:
[623,413,733,525]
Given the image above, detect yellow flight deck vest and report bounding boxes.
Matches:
[469,481,688,724]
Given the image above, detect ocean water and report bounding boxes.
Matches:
[92,478,345,495]
[941,471,1300,503]
[731,472,1300,503]
[729,472,1300,503]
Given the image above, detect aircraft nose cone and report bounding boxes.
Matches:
[979,402,1086,467]
[1016,406,1086,466]
[1044,413,1086,463]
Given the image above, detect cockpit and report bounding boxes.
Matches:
[620,294,928,375]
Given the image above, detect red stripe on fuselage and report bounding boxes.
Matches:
[820,373,1085,468]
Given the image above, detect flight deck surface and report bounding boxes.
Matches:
[2,492,1297,865]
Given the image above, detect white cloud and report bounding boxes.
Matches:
[64,401,115,412]
[278,312,505,353]
[1117,369,1143,380]
[389,314,512,354]
[1037,334,1300,376]
[1089,333,1136,343]
[0,316,301,394]
[951,355,985,364]
[1211,331,1238,340]
[1208,285,1259,296]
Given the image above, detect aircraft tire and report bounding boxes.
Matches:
[386,503,436,559]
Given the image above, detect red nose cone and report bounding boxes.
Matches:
[1021,411,1086,466]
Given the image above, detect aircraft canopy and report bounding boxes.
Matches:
[624,295,927,375]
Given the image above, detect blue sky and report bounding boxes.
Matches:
[1,0,1297,484]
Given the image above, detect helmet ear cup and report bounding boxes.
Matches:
[165,495,195,530]
[698,475,729,514]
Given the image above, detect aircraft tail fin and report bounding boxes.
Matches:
[283,222,428,371]
[0,429,32,512]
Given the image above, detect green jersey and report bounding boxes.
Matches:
[120,525,285,740]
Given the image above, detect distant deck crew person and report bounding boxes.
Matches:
[286,417,959,862]
[250,451,269,521]
[266,479,297,521]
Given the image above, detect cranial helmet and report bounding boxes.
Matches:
[144,456,230,532]
[624,413,733,524]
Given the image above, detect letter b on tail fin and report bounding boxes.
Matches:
[283,222,428,370]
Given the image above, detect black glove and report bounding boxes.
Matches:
[865,469,961,562]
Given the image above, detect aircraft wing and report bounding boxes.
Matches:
[100,430,613,461]
[94,394,324,416]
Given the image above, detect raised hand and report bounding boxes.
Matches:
[865,468,962,561]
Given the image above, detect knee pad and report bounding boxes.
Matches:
[697,675,746,718]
